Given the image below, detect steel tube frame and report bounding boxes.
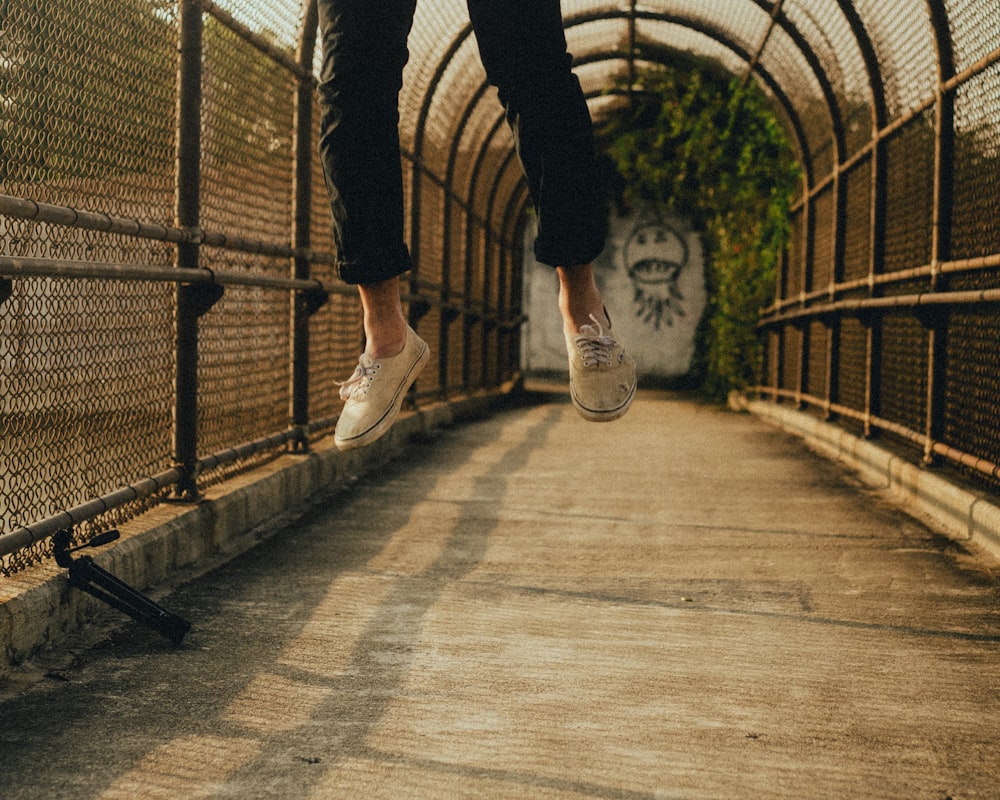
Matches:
[755,7,999,485]
[174,0,207,501]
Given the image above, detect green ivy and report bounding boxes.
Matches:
[599,61,800,400]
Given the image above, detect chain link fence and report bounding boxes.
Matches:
[0,0,525,575]
[754,0,1000,496]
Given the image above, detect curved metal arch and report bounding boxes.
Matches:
[442,80,496,300]
[924,0,956,267]
[458,111,519,385]
[747,0,888,133]
[437,81,507,393]
[827,0,888,130]
[407,22,477,276]
[925,0,956,83]
[411,3,858,235]
[562,5,845,170]
[481,144,524,372]
[464,114,518,270]
[455,147,523,387]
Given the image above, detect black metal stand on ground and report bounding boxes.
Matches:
[52,529,191,645]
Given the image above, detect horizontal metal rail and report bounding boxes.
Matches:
[0,425,321,561]
[0,255,523,327]
[0,254,333,292]
[0,195,192,244]
[759,284,1000,327]
[0,468,182,560]
[763,252,1000,311]
[0,194,335,265]
[754,388,1000,483]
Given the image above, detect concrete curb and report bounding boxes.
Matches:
[0,392,516,674]
[747,399,1000,562]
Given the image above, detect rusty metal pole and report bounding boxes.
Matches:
[923,0,956,466]
[173,0,207,500]
[290,0,323,451]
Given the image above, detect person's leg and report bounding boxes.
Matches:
[468,0,635,420]
[318,0,429,448]
[467,0,608,326]
[317,0,416,356]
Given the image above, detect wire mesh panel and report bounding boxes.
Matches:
[951,61,1000,261]
[944,304,1000,482]
[809,187,836,293]
[780,325,803,394]
[0,0,179,216]
[805,319,829,401]
[200,16,297,254]
[785,209,807,300]
[0,278,176,568]
[948,0,1000,74]
[883,113,935,274]
[877,314,928,445]
[836,315,868,422]
[197,268,292,485]
[841,157,872,284]
[753,0,1000,491]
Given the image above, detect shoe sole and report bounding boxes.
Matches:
[334,343,430,450]
[570,378,637,422]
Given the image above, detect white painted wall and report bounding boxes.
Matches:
[522,206,706,380]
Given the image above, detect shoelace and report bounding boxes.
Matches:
[573,314,617,368]
[337,353,380,401]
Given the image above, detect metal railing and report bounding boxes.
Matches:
[0,0,525,574]
[755,6,1000,491]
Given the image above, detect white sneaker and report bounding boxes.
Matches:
[334,326,429,450]
[565,314,636,422]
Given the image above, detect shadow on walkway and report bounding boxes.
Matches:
[1,390,999,799]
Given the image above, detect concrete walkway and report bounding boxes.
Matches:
[1,390,999,799]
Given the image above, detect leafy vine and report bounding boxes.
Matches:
[599,59,801,399]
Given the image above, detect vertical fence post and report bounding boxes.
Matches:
[290,0,324,451]
[173,0,212,500]
[923,0,955,466]
[863,311,881,438]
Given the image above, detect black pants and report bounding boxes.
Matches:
[317,0,607,284]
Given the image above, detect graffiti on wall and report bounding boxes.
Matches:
[623,220,688,330]
[523,206,704,378]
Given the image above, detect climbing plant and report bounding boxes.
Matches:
[599,59,801,400]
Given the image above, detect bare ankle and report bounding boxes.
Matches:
[557,265,609,331]
[358,278,408,358]
[364,316,407,358]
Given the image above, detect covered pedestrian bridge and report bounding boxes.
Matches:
[2,1,1000,795]
[3,2,999,565]
[2,0,1000,752]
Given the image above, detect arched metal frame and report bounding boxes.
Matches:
[1,0,999,573]
[390,0,1000,488]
